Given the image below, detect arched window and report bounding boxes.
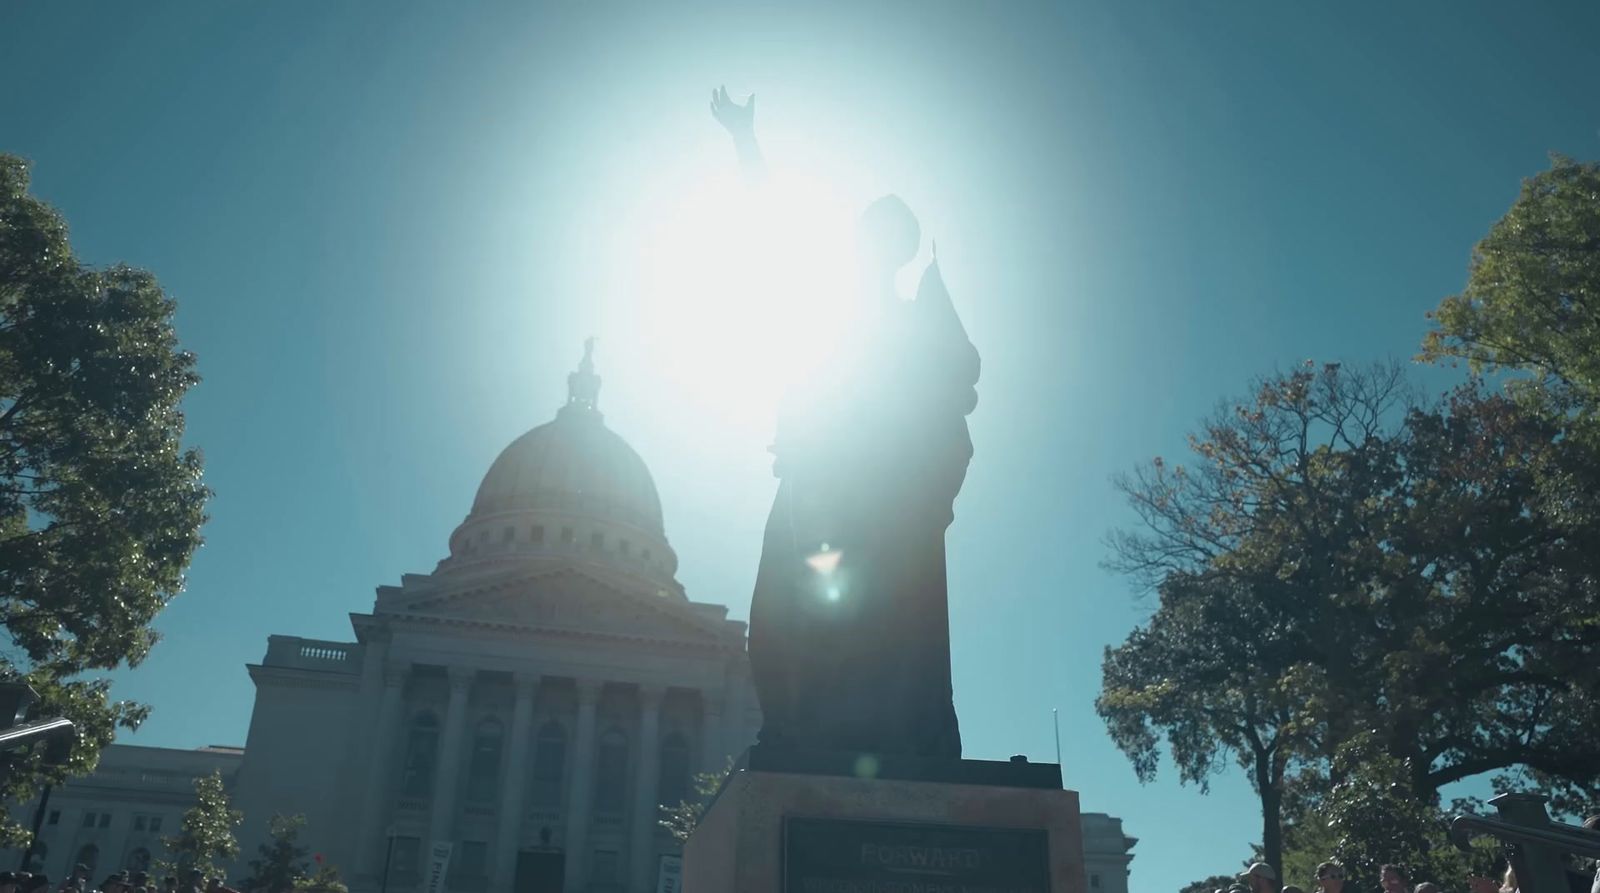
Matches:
[657,733,691,807]
[127,847,152,872]
[75,843,99,875]
[594,728,629,815]
[530,722,566,809]
[400,712,440,799]
[25,841,46,874]
[464,717,504,804]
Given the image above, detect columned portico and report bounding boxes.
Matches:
[429,667,475,846]
[564,678,603,893]
[359,664,408,876]
[493,673,539,893]
[629,685,665,891]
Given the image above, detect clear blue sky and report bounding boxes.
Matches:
[3,2,1597,892]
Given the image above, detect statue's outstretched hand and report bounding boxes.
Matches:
[710,85,755,138]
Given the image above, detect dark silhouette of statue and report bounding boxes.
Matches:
[713,86,980,760]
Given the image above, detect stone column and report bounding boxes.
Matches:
[629,685,666,893]
[341,631,391,862]
[699,691,725,772]
[428,667,475,846]
[492,673,539,893]
[563,678,603,893]
[358,664,409,876]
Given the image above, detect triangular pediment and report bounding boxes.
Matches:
[388,566,725,647]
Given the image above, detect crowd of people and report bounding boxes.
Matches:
[1222,816,1600,893]
[0,865,242,893]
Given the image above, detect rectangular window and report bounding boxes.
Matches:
[590,531,604,549]
[47,810,59,826]
[149,816,162,832]
[1091,875,1101,889]
[98,813,111,828]
[531,525,545,544]
[391,837,421,879]
[592,851,619,885]
[501,526,514,544]
[619,539,631,556]
[134,816,146,831]
[82,811,97,828]
[560,527,574,544]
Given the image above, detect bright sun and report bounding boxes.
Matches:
[631,168,862,434]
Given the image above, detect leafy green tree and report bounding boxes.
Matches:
[1285,734,1494,892]
[160,770,242,881]
[658,758,733,843]
[241,815,310,893]
[290,858,347,893]
[0,155,208,842]
[1421,155,1600,419]
[1102,362,1600,876]
[1098,573,1320,876]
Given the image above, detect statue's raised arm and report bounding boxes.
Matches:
[710,85,766,183]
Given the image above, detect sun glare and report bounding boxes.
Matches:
[631,168,861,434]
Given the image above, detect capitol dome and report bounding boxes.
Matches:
[440,341,682,594]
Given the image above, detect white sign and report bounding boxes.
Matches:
[656,854,682,893]
[424,840,453,893]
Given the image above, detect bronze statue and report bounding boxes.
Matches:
[712,86,980,759]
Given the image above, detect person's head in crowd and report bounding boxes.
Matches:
[129,875,148,892]
[71,867,90,885]
[1380,865,1411,893]
[161,877,177,893]
[1283,884,1307,893]
[1415,883,1440,893]
[0,870,19,893]
[1315,862,1347,893]
[1242,863,1280,893]
[99,877,122,893]
[24,874,48,893]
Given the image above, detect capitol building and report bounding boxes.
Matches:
[8,351,1136,893]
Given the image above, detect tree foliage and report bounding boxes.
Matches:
[0,154,208,842]
[160,770,242,881]
[241,815,310,893]
[1179,875,1244,893]
[1100,361,1600,877]
[1421,155,1600,419]
[1098,572,1319,875]
[658,758,733,843]
[291,860,347,893]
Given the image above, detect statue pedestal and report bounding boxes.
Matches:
[682,751,1086,893]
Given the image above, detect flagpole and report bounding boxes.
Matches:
[1053,708,1062,765]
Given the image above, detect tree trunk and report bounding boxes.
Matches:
[1256,753,1284,879]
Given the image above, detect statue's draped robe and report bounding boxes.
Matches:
[748,261,979,759]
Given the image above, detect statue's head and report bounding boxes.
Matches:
[857,195,920,275]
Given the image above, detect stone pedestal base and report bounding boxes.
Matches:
[683,765,1086,893]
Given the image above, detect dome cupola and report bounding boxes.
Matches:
[440,340,682,594]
